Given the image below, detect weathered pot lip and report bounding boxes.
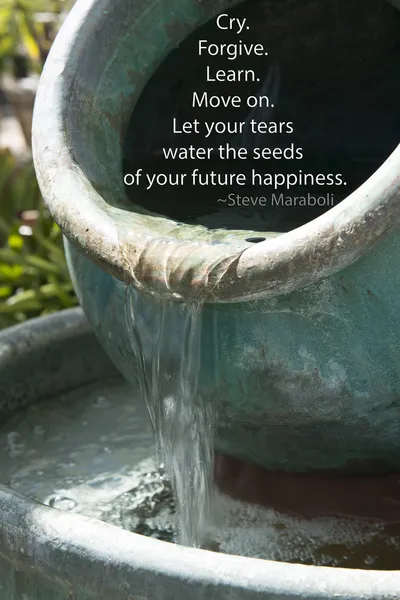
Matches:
[1,310,400,598]
[32,0,400,302]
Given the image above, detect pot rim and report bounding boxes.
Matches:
[32,0,400,302]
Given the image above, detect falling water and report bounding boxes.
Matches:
[124,287,215,547]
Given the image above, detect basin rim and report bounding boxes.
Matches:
[1,485,400,599]
[32,0,400,302]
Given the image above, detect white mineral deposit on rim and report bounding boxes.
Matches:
[124,287,215,547]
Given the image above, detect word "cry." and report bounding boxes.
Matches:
[216,13,248,35]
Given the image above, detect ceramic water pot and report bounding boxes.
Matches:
[32,0,400,473]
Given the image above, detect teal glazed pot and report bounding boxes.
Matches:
[33,0,400,473]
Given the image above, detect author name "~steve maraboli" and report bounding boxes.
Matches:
[219,192,335,207]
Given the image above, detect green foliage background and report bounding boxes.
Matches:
[0,0,68,67]
[0,149,78,330]
[0,0,78,329]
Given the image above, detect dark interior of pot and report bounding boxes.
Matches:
[123,0,400,236]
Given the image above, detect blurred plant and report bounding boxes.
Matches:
[0,0,71,70]
[0,148,78,329]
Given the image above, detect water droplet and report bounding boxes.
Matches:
[46,495,77,511]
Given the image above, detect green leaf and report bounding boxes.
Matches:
[0,148,77,328]
[16,8,40,61]
[0,285,13,298]
[0,297,43,313]
[24,254,60,274]
[32,228,64,256]
[0,9,18,60]
[0,4,13,36]
[0,215,11,238]
[47,274,74,307]
[0,263,25,281]
[8,232,24,251]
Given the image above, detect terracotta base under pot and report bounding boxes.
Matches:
[214,454,400,524]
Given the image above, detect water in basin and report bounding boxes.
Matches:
[1,374,400,570]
